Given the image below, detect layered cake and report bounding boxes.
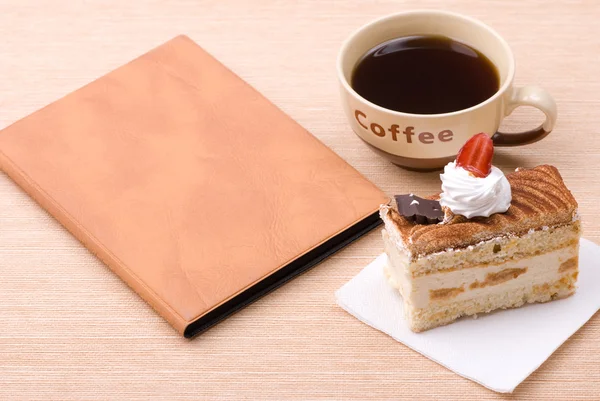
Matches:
[381,134,581,332]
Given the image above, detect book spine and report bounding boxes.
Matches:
[0,150,188,335]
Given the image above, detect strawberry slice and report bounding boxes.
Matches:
[456,133,494,178]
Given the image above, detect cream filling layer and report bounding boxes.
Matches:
[383,229,579,309]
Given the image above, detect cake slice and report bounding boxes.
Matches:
[381,164,580,332]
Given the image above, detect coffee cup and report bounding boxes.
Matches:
[337,10,557,170]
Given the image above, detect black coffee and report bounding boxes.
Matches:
[351,35,499,114]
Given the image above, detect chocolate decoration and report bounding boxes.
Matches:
[395,194,444,224]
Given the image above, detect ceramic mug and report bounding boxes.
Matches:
[337,10,557,170]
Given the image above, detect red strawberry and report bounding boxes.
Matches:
[456,133,494,178]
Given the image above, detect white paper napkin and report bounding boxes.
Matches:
[335,238,600,393]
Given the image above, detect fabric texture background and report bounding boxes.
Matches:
[0,0,599,399]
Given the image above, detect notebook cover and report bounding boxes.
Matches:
[0,35,388,337]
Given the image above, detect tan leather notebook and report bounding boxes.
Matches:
[0,35,387,337]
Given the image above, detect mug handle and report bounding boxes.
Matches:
[491,85,557,146]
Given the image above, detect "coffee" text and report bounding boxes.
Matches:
[355,110,454,144]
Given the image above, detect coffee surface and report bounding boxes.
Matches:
[351,35,500,114]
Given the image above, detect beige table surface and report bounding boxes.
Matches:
[1,0,599,399]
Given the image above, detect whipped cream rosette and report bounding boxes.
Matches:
[439,133,511,219]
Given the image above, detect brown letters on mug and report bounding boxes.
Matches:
[354,110,453,145]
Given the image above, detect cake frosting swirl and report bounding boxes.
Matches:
[382,165,579,258]
[439,161,512,219]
